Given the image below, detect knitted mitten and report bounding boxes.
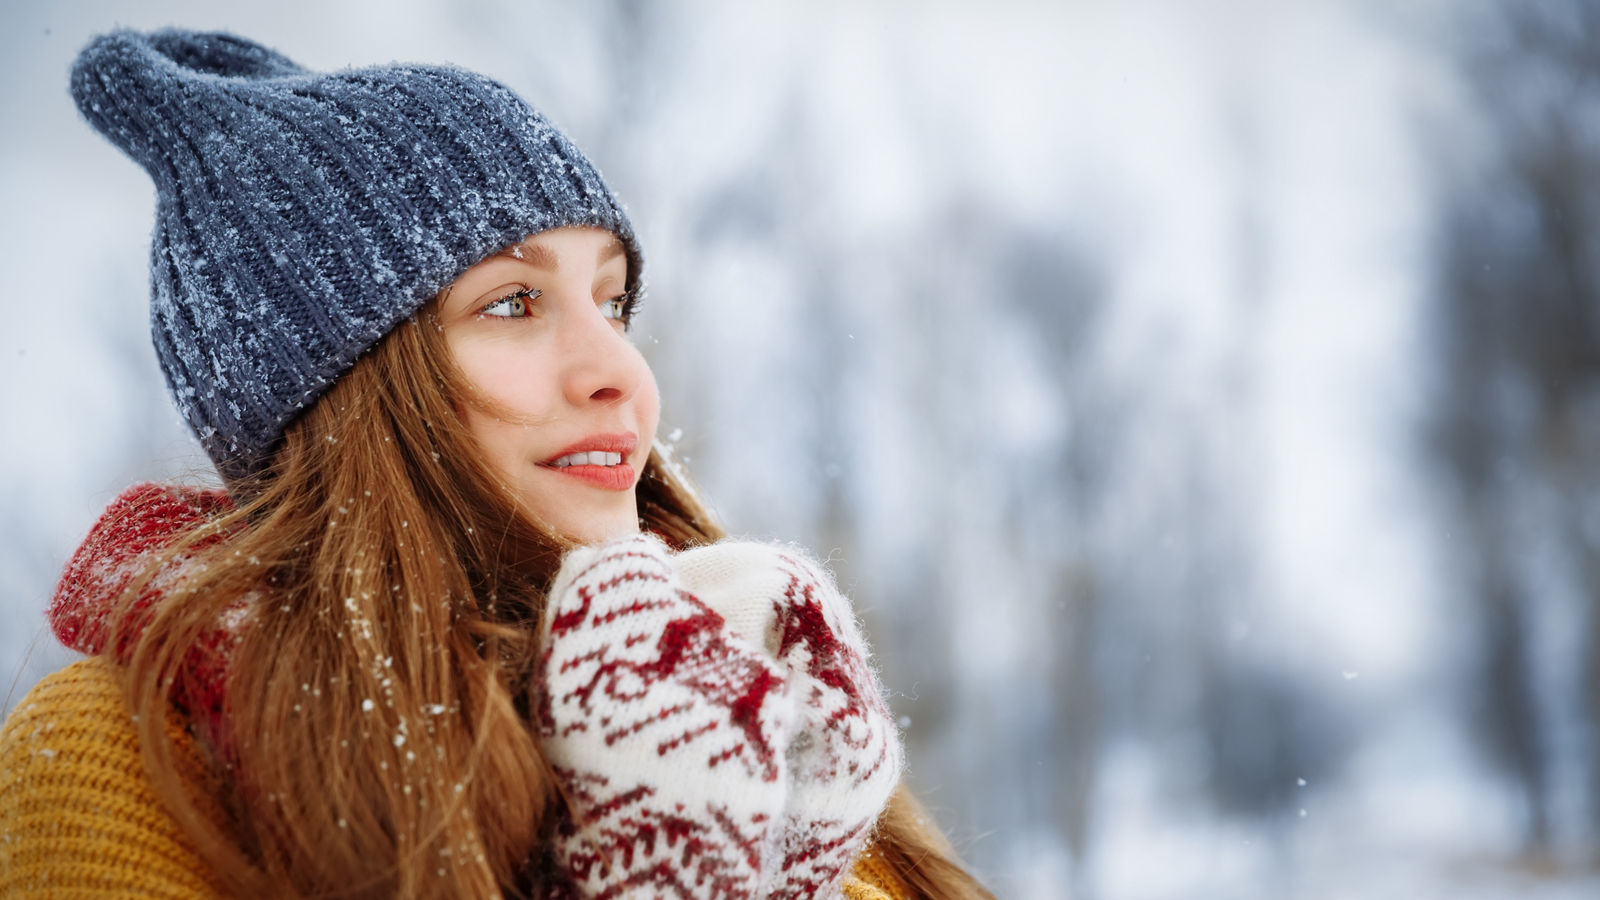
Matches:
[535,535,795,898]
[536,536,902,899]
[675,544,903,899]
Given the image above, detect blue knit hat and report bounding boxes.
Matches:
[70,28,641,481]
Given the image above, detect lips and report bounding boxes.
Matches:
[539,433,638,491]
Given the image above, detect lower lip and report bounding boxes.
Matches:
[543,463,637,491]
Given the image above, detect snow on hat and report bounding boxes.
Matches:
[70,28,641,481]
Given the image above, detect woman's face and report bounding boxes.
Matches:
[438,226,658,543]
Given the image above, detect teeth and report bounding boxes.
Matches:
[551,451,624,468]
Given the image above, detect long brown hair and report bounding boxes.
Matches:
[114,304,993,897]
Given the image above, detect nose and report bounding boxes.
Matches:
[556,303,640,409]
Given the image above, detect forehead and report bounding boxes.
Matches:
[440,227,628,309]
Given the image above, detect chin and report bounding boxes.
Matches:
[564,521,639,545]
[549,504,640,545]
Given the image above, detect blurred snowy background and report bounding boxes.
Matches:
[5,1,1600,897]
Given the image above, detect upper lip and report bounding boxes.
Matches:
[540,432,638,466]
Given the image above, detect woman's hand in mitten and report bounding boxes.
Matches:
[674,544,904,899]
[535,534,795,899]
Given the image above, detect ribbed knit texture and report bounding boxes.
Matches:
[0,657,227,898]
[69,29,640,480]
[843,853,912,900]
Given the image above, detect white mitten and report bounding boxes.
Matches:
[675,544,903,899]
[537,536,902,899]
[535,535,795,898]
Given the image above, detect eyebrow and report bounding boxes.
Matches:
[597,237,626,267]
[491,236,628,270]
[492,241,558,269]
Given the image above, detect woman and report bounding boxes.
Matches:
[0,27,993,900]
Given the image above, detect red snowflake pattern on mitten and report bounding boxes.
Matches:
[535,535,797,898]
[538,536,902,898]
[674,543,902,898]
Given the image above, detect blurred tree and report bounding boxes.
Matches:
[999,225,1107,886]
[1430,0,1600,854]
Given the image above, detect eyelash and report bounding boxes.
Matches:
[478,288,642,330]
[603,292,643,330]
[479,287,540,318]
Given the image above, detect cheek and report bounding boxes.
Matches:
[455,400,524,484]
[455,341,560,420]
[630,347,662,439]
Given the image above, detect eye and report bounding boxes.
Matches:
[600,292,641,330]
[479,287,540,318]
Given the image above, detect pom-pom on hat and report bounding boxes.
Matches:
[70,28,641,481]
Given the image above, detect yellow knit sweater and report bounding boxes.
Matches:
[0,658,908,899]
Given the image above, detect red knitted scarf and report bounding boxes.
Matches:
[49,483,238,742]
